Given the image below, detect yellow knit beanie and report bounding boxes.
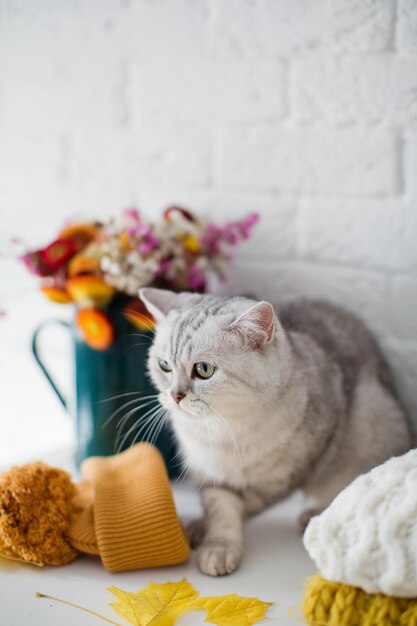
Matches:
[302,574,417,626]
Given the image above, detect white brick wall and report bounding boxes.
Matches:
[1,0,416,425]
[292,55,417,127]
[215,127,401,193]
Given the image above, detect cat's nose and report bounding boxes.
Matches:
[172,391,186,404]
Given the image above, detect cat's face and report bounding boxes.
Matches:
[140,289,277,423]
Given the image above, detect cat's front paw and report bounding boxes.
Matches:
[186,518,206,549]
[197,542,242,576]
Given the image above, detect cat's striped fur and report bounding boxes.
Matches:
[141,288,412,576]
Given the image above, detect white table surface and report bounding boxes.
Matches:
[0,453,316,626]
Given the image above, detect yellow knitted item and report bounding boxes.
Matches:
[70,443,190,571]
[0,444,190,572]
[302,574,417,626]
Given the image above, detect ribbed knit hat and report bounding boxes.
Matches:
[70,443,190,571]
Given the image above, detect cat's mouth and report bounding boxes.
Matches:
[161,392,204,419]
[175,397,204,419]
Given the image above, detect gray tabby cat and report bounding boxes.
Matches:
[140,288,412,577]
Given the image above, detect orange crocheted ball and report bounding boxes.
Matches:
[0,462,77,566]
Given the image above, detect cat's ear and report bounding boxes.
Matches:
[229,301,276,348]
[139,288,177,322]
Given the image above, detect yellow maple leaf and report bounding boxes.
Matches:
[109,579,273,626]
[37,582,273,626]
[108,579,200,626]
[197,593,273,626]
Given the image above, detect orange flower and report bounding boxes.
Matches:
[40,286,73,304]
[124,298,156,332]
[76,308,114,350]
[68,255,100,277]
[59,223,98,250]
[68,243,102,277]
[66,275,115,307]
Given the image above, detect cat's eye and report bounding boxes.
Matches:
[194,362,215,379]
[158,358,172,373]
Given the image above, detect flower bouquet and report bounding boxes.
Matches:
[23,207,258,350]
[22,206,258,469]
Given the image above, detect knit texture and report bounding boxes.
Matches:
[304,449,417,597]
[0,444,190,571]
[0,462,77,565]
[70,443,190,571]
[302,574,417,626]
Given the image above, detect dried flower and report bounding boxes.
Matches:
[66,276,115,307]
[39,239,77,271]
[68,243,103,277]
[186,264,206,290]
[20,251,51,277]
[58,223,98,250]
[40,286,72,304]
[76,308,114,350]
[21,208,259,350]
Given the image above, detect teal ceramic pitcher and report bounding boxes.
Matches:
[31,299,179,477]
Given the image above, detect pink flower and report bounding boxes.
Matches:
[122,207,141,224]
[186,265,206,290]
[201,224,222,255]
[123,208,143,236]
[240,212,259,238]
[201,213,259,257]
[20,251,52,277]
[137,226,159,254]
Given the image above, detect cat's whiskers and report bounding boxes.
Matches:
[176,457,190,483]
[115,402,162,452]
[195,412,211,491]
[143,409,168,467]
[102,395,159,429]
[203,413,216,489]
[115,397,159,429]
[170,444,185,462]
[176,410,206,485]
[142,406,165,445]
[98,390,142,404]
[124,342,153,353]
[129,414,156,448]
[202,400,244,477]
[120,332,155,341]
[120,413,157,451]
[113,399,160,449]
[196,459,209,492]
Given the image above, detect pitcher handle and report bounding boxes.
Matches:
[31,319,71,411]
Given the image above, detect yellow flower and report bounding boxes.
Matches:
[182,235,200,254]
[68,244,102,277]
[118,231,133,252]
[66,276,115,308]
[40,286,72,304]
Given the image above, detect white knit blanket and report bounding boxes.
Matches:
[303,449,417,598]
